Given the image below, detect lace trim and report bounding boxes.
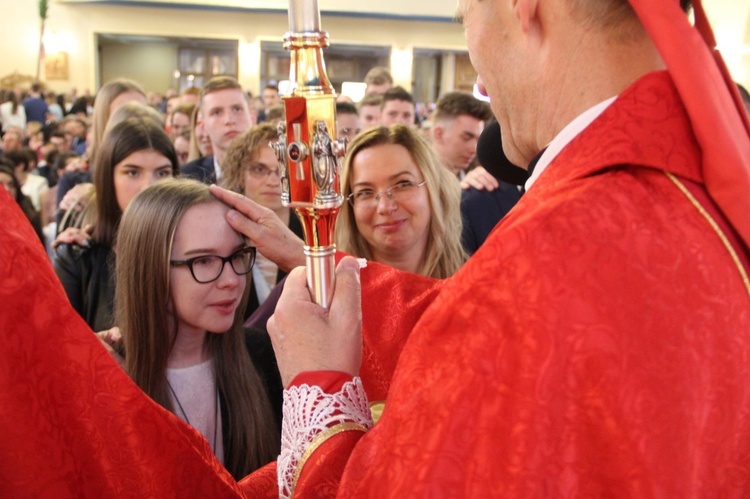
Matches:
[278,377,373,498]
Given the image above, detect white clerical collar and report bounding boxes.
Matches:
[213,155,222,180]
[525,96,618,191]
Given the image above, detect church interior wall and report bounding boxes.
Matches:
[0,0,748,96]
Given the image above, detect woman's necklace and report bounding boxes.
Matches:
[167,379,219,456]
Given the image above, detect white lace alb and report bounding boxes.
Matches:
[278,377,373,498]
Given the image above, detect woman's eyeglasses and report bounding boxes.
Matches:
[170,246,256,283]
[347,180,427,208]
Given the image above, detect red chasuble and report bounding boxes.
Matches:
[287,71,750,497]
[0,189,244,497]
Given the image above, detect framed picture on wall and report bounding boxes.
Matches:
[45,52,69,80]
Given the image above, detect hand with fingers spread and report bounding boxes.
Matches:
[267,257,363,387]
[209,184,305,273]
[460,166,499,191]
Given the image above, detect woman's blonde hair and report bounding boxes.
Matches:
[187,105,203,162]
[220,122,279,193]
[336,124,466,278]
[89,79,145,165]
[115,178,278,478]
[104,101,164,135]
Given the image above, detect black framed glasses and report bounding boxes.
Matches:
[170,246,256,283]
[347,179,427,208]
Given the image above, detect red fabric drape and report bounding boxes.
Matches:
[628,0,750,246]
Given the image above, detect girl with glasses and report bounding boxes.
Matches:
[115,178,280,479]
[337,124,466,278]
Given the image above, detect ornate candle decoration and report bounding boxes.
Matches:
[271,0,347,308]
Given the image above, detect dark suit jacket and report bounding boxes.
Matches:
[461,183,521,255]
[180,155,216,184]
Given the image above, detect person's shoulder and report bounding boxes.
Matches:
[27,173,49,189]
[58,169,91,185]
[462,183,521,208]
[180,155,213,175]
[287,211,304,239]
[182,155,213,168]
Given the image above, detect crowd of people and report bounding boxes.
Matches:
[0,59,507,484]
[2,0,750,495]
[0,65,510,280]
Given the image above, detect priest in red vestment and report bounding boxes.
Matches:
[249,0,750,497]
[2,0,750,497]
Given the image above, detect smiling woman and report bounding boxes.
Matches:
[336,124,466,278]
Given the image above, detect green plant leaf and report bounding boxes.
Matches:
[39,0,49,20]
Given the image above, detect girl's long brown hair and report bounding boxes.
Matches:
[115,178,278,478]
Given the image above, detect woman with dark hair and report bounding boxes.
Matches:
[54,116,177,331]
[114,178,280,479]
[3,148,48,215]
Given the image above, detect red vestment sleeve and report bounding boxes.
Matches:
[291,371,354,391]
[286,261,444,496]
[268,259,444,498]
[294,431,365,498]
[238,259,444,497]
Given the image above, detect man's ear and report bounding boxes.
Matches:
[513,0,539,32]
[432,124,445,144]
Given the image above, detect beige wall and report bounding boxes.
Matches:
[63,0,460,19]
[0,0,465,94]
[1,0,749,94]
[100,42,178,93]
